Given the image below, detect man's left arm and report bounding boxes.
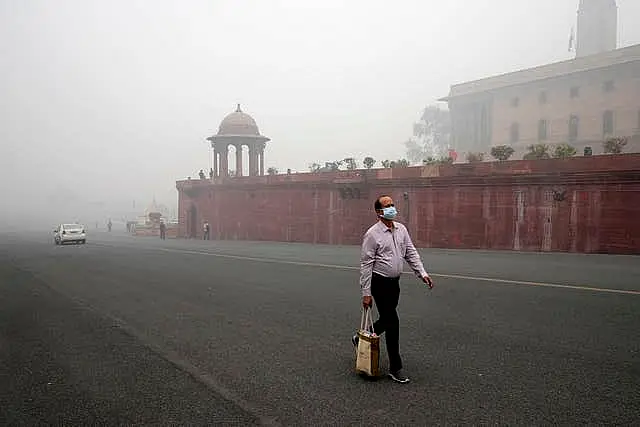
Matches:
[402,227,434,288]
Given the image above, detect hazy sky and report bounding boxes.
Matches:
[1,0,639,222]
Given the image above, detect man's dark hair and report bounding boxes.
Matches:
[374,195,391,211]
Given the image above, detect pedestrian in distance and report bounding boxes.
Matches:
[159,220,166,240]
[353,194,434,384]
[203,221,210,240]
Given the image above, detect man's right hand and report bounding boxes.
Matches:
[362,295,373,308]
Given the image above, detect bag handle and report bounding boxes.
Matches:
[360,306,376,335]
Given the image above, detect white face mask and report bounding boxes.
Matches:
[380,206,397,220]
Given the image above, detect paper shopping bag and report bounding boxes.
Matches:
[355,307,380,377]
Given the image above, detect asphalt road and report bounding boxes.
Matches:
[1,230,639,426]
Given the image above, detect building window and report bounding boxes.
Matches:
[538,119,548,141]
[603,110,614,135]
[569,115,579,142]
[603,80,614,92]
[510,122,519,143]
[539,91,547,104]
[570,86,580,98]
[511,97,519,108]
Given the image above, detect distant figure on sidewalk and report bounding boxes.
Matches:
[354,194,434,384]
[159,220,166,240]
[107,219,112,232]
[203,221,210,240]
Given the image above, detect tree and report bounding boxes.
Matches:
[267,167,278,175]
[325,161,342,171]
[490,145,515,161]
[310,160,349,172]
[422,157,436,165]
[424,156,454,165]
[363,156,376,169]
[343,157,358,170]
[552,144,577,159]
[404,105,451,164]
[309,163,322,173]
[466,152,485,163]
[391,159,410,168]
[381,160,392,168]
[603,137,628,154]
[523,144,551,160]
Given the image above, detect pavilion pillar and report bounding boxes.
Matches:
[213,149,219,177]
[248,145,257,176]
[259,148,265,176]
[235,144,243,177]
[220,145,229,177]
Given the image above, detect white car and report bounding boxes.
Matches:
[54,223,87,245]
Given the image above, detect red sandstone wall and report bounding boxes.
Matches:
[177,154,640,254]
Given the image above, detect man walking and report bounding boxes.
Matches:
[354,195,434,383]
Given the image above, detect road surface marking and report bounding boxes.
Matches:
[93,242,640,296]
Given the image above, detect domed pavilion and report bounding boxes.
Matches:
[206,104,271,177]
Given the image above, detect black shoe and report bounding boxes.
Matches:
[389,370,410,383]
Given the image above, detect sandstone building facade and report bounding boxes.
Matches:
[176,108,640,254]
[441,0,640,159]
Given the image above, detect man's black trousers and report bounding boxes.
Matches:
[371,272,402,373]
